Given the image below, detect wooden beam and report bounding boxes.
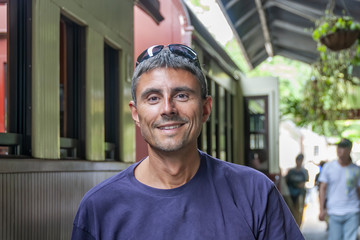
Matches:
[255,0,273,57]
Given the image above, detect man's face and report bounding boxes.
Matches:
[296,159,303,168]
[337,146,351,161]
[129,68,212,153]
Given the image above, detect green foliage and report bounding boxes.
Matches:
[221,8,360,139]
[282,48,360,136]
[224,38,250,72]
[312,15,360,41]
[312,13,360,66]
[340,120,360,141]
[189,0,210,11]
[279,12,360,137]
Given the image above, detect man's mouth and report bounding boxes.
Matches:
[158,124,183,130]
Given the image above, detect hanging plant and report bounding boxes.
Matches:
[283,46,360,136]
[282,65,350,136]
[282,8,360,136]
[313,14,360,52]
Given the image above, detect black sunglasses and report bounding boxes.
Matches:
[135,44,201,69]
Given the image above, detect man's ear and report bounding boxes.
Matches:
[129,101,140,127]
[202,96,212,122]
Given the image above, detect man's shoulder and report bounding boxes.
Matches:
[349,162,360,170]
[200,151,273,187]
[202,151,259,172]
[286,168,296,175]
[81,163,136,203]
[323,160,337,168]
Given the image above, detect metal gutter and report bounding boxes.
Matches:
[215,0,254,70]
[183,2,242,80]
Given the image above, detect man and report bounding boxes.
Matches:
[285,153,309,226]
[318,138,360,240]
[71,44,303,239]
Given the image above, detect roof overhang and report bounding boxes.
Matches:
[135,0,164,24]
[184,3,242,79]
[216,0,360,69]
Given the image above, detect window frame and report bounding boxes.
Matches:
[104,43,120,161]
[244,95,269,172]
[0,0,32,156]
[59,15,85,159]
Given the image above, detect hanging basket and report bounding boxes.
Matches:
[320,30,360,51]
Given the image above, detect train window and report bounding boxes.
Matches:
[225,91,233,163]
[0,0,32,156]
[104,43,119,160]
[244,96,269,172]
[219,86,226,161]
[211,80,218,158]
[198,76,211,153]
[60,15,85,159]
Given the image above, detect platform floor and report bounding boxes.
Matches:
[301,188,328,240]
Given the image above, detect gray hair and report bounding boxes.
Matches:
[131,48,208,105]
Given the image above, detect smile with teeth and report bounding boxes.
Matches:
[158,124,182,130]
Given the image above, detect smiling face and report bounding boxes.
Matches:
[129,68,212,153]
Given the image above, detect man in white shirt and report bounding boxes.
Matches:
[318,138,360,240]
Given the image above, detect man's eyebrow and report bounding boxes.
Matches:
[172,87,196,94]
[140,88,162,100]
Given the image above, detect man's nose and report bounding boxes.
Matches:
[161,97,177,116]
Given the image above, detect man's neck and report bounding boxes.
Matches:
[134,148,201,189]
[338,157,351,167]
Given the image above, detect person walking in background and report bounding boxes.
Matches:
[286,153,309,226]
[249,152,261,170]
[318,138,360,240]
[315,160,329,230]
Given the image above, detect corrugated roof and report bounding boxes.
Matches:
[216,0,360,70]
[184,4,241,76]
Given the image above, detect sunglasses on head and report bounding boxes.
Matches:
[135,44,201,69]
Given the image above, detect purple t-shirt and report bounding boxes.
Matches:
[72,151,303,240]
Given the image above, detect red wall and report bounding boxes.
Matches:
[133,0,192,161]
[0,4,7,133]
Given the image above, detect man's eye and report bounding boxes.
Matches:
[175,93,189,101]
[147,96,160,103]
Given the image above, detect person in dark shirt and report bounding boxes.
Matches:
[71,44,304,240]
[286,153,309,226]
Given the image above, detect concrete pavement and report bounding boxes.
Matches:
[301,188,328,240]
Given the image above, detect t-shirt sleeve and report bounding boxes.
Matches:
[357,166,360,187]
[71,197,97,240]
[71,225,96,240]
[318,163,329,183]
[259,186,304,240]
